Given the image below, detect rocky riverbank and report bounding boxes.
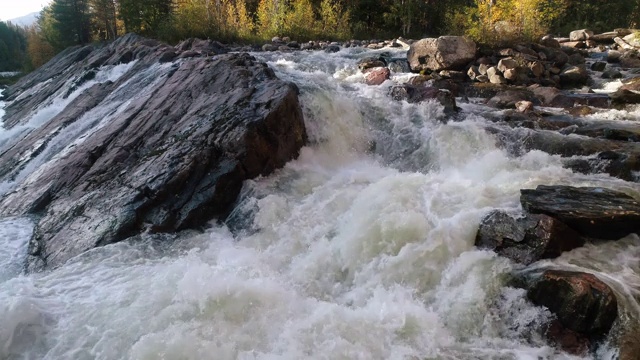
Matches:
[248,29,640,357]
[2,29,640,358]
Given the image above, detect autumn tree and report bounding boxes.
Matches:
[25,25,57,69]
[458,0,568,45]
[318,0,350,39]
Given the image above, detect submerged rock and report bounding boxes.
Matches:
[0,35,307,270]
[476,210,584,265]
[520,185,640,239]
[389,84,457,113]
[527,270,618,336]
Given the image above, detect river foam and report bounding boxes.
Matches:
[0,47,637,360]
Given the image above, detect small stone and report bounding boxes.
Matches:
[515,100,534,113]
[489,74,507,84]
[497,58,518,73]
[590,61,606,71]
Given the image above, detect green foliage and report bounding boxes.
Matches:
[12,0,640,76]
[318,0,350,39]
[550,0,636,35]
[118,0,173,35]
[91,0,119,40]
[50,0,93,46]
[0,21,28,71]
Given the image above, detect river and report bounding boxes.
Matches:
[0,46,638,359]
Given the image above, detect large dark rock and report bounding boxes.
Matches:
[357,56,386,71]
[486,125,640,181]
[520,185,640,239]
[0,35,307,270]
[475,210,584,265]
[527,270,618,336]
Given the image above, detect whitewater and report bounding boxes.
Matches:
[0,47,638,360]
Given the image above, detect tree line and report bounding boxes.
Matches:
[3,0,640,72]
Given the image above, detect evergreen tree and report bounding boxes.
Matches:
[50,0,92,46]
[0,21,29,71]
[92,0,119,40]
[118,0,173,35]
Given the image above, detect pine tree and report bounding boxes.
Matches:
[92,0,118,40]
[50,0,92,46]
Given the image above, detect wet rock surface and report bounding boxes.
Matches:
[476,210,584,265]
[527,270,618,336]
[0,34,307,270]
[389,84,457,113]
[520,185,640,240]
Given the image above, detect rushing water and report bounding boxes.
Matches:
[0,47,639,360]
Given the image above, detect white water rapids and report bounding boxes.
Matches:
[0,47,639,360]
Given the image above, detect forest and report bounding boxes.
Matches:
[2,0,640,72]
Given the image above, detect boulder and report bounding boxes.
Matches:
[489,74,508,84]
[520,185,640,239]
[497,58,518,73]
[545,320,590,355]
[389,84,457,113]
[562,41,586,49]
[559,65,588,87]
[475,211,584,265]
[467,65,481,80]
[529,61,545,77]
[540,35,561,48]
[325,44,340,53]
[607,50,622,63]
[491,127,640,181]
[527,270,617,336]
[590,61,606,71]
[620,49,640,68]
[610,89,640,106]
[262,43,278,51]
[569,29,594,41]
[591,32,619,43]
[487,89,537,109]
[619,76,640,91]
[357,56,386,71]
[0,37,307,271]
[623,32,640,48]
[602,69,622,79]
[364,67,390,85]
[532,44,569,67]
[388,59,411,73]
[515,100,534,113]
[407,36,476,72]
[567,53,585,65]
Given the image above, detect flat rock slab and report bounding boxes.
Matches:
[520,185,640,239]
[476,210,584,265]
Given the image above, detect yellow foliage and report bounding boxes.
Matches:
[284,0,317,39]
[26,26,56,69]
[319,0,350,40]
[459,0,568,45]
